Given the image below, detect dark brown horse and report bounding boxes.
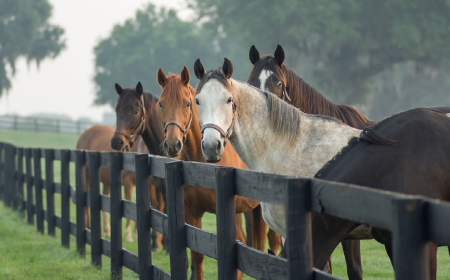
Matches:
[110,83,168,251]
[77,125,164,249]
[247,45,374,279]
[156,66,280,280]
[313,107,450,280]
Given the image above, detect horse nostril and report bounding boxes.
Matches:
[201,141,205,151]
[164,140,169,152]
[175,140,182,152]
[216,140,221,153]
[118,139,124,145]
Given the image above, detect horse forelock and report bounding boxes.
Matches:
[159,73,195,104]
[115,89,157,115]
[247,55,287,87]
[195,68,234,96]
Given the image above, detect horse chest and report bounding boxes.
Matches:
[261,202,286,238]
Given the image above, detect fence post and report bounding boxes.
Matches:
[165,161,188,280]
[33,148,44,234]
[89,151,102,267]
[4,145,12,207]
[11,145,17,209]
[17,148,25,212]
[285,178,313,280]
[136,154,152,280]
[215,167,237,280]
[45,149,55,236]
[75,150,86,256]
[110,152,123,279]
[392,198,428,280]
[61,150,71,247]
[25,149,34,225]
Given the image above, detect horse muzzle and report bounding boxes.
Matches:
[201,129,225,163]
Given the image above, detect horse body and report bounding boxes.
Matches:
[76,125,138,242]
[196,73,360,238]
[312,107,450,280]
[156,67,271,280]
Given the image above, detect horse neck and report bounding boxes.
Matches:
[141,94,165,156]
[181,102,204,162]
[231,80,361,177]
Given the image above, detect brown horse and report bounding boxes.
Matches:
[110,83,169,252]
[76,125,137,242]
[156,66,281,280]
[247,45,375,280]
[77,125,165,250]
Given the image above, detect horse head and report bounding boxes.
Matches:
[156,66,193,157]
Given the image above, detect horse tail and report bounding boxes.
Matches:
[251,204,267,251]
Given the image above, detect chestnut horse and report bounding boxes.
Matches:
[156,66,281,280]
[247,44,374,280]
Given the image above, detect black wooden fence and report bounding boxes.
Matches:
[1,141,450,280]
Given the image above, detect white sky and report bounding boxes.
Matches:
[0,0,192,122]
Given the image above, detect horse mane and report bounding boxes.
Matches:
[158,73,196,104]
[248,55,374,129]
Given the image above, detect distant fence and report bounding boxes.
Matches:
[0,115,99,135]
[1,141,450,280]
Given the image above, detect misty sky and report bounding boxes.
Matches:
[0,0,191,122]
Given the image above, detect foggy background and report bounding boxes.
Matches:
[1,0,449,124]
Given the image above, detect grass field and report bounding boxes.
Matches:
[1,130,450,279]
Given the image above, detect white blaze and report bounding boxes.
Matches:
[258,70,273,91]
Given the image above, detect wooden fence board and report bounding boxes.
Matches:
[165,161,188,280]
[427,201,450,246]
[185,225,217,259]
[110,152,123,278]
[89,151,102,267]
[182,161,216,190]
[153,266,171,280]
[61,150,71,247]
[33,148,44,234]
[123,200,137,221]
[123,249,139,274]
[101,194,110,213]
[122,153,136,172]
[75,150,86,256]
[215,167,237,280]
[151,208,169,235]
[17,148,24,212]
[25,148,34,225]
[45,149,56,236]
[236,241,288,280]
[135,154,152,280]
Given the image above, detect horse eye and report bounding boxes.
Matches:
[227,97,233,104]
[159,103,162,108]
[195,98,199,105]
[277,81,282,87]
[134,111,139,115]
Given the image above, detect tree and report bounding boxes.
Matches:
[94,4,223,107]
[188,0,450,107]
[0,0,65,96]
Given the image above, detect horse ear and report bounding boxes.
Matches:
[180,66,190,85]
[157,68,167,87]
[194,59,205,80]
[136,82,143,96]
[222,58,233,79]
[274,44,285,66]
[249,45,260,65]
[115,83,123,95]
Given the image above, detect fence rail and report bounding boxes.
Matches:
[0,115,99,135]
[1,141,450,280]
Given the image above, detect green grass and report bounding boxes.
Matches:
[1,131,450,279]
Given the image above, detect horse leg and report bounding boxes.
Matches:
[342,240,363,280]
[102,183,111,237]
[243,211,252,246]
[156,185,165,251]
[267,229,281,255]
[185,212,203,280]
[429,242,437,280]
[124,179,134,242]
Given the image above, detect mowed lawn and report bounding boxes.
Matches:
[1,130,450,279]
